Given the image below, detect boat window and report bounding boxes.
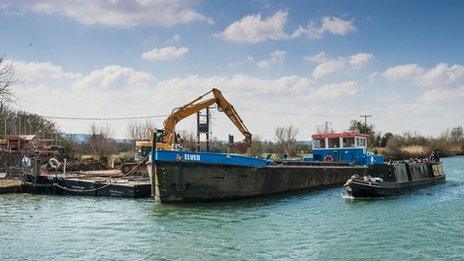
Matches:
[313,139,325,148]
[356,137,367,147]
[328,138,340,148]
[343,137,355,147]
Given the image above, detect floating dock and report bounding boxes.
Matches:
[21,170,152,198]
[0,179,23,194]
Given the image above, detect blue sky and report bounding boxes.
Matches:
[1,0,463,140]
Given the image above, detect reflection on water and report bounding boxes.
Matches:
[1,156,463,260]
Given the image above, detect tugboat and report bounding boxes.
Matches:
[303,131,384,166]
[344,159,445,197]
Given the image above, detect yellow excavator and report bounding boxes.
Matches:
[131,88,252,164]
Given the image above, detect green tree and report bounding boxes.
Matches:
[349,120,376,147]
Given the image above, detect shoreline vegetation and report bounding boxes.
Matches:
[1,105,463,161]
[348,120,464,160]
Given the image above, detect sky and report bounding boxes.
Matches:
[1,0,464,141]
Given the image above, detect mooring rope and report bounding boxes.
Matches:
[52,182,113,193]
[52,154,151,193]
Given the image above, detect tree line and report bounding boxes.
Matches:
[349,120,464,159]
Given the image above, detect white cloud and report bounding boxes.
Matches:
[11,61,158,136]
[310,52,374,78]
[214,12,356,43]
[313,59,347,79]
[257,50,286,69]
[72,65,154,90]
[141,46,189,61]
[303,51,328,63]
[309,81,361,100]
[368,71,380,80]
[349,53,375,69]
[12,60,363,138]
[2,0,212,27]
[292,16,357,39]
[213,10,288,43]
[383,63,464,87]
[11,60,82,85]
[421,87,464,103]
[382,64,422,81]
[166,34,182,45]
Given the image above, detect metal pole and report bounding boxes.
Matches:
[206,106,210,152]
[360,114,372,134]
[63,158,67,178]
[150,129,157,198]
[196,112,200,152]
[3,112,6,138]
[0,102,4,137]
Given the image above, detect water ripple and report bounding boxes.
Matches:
[1,156,464,260]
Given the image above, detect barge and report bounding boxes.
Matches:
[344,160,445,197]
[148,150,367,202]
[147,131,386,203]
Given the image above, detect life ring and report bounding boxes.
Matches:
[324,155,333,162]
[49,158,61,169]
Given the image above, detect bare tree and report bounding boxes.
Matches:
[85,124,117,160]
[178,130,197,151]
[0,52,16,103]
[274,125,299,157]
[127,121,156,144]
[246,135,266,157]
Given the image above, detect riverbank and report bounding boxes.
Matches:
[376,145,464,160]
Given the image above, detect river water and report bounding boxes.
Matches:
[1,156,463,260]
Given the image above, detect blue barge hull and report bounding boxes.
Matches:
[149,151,367,202]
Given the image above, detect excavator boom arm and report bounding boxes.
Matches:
[211,89,252,143]
[161,88,252,147]
[163,98,216,144]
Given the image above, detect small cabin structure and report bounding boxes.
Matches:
[1,135,36,151]
[309,131,383,165]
